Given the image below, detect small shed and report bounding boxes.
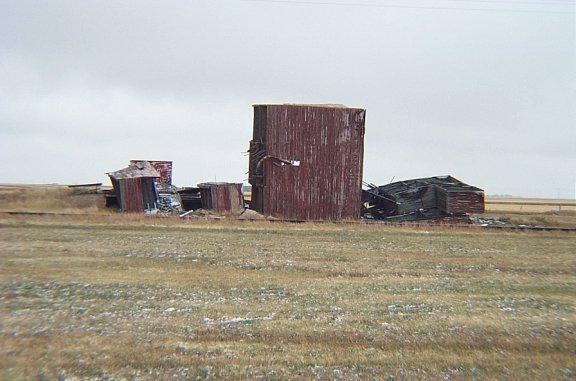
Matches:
[248,104,366,221]
[198,182,244,214]
[107,161,160,213]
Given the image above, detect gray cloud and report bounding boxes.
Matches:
[1,0,574,197]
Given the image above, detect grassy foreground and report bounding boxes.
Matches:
[0,215,574,380]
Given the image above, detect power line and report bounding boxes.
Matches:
[432,0,575,4]
[241,0,576,6]
[239,0,575,14]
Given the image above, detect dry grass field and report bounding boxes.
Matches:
[485,197,576,229]
[485,197,576,214]
[0,184,107,215]
[0,213,574,380]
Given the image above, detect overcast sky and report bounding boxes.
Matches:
[1,0,574,198]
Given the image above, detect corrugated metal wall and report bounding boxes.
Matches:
[198,183,244,213]
[112,177,158,213]
[249,104,366,221]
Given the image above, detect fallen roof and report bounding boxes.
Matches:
[362,175,484,221]
[107,161,160,180]
[377,175,483,195]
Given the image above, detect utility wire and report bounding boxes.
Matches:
[425,0,574,4]
[241,0,575,5]
[239,0,575,14]
[440,0,575,3]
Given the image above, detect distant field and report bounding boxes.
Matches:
[484,197,576,228]
[486,197,576,214]
[0,215,574,380]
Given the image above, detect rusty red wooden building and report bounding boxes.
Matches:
[248,104,366,221]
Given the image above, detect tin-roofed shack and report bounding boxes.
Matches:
[107,161,160,213]
[248,104,366,221]
[362,175,485,221]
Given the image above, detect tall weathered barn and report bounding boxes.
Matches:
[248,104,366,220]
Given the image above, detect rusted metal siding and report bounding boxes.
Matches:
[249,104,366,221]
[198,183,244,213]
[131,160,173,185]
[107,161,160,213]
[111,177,158,213]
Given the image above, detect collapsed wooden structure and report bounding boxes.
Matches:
[362,175,485,221]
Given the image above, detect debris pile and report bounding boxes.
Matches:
[155,183,183,215]
[179,208,222,220]
[238,209,267,220]
[362,175,485,222]
[177,187,202,211]
[469,216,509,227]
